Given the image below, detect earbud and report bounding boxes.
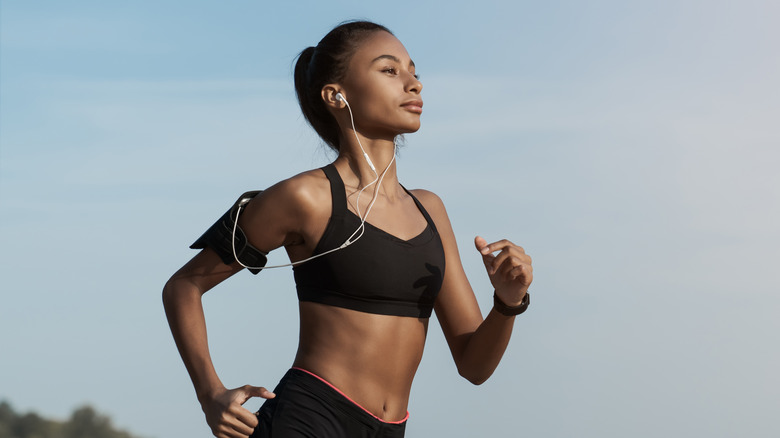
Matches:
[335,92,345,103]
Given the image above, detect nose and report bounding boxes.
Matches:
[405,71,422,94]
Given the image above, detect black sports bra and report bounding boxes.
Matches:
[293,164,446,318]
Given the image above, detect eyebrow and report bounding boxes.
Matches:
[371,54,415,69]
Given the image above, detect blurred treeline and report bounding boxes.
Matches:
[0,401,147,438]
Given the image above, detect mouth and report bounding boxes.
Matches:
[401,100,424,114]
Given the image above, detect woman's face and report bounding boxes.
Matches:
[338,31,423,139]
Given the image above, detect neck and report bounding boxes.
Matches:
[337,133,399,194]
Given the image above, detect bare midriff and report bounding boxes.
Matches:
[291,301,429,423]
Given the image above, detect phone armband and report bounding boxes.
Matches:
[190,190,268,274]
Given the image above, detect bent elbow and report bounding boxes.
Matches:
[466,378,487,386]
[161,279,176,308]
[162,276,205,312]
[161,277,187,309]
[458,367,490,386]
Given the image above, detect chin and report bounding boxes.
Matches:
[402,122,421,133]
[381,120,421,137]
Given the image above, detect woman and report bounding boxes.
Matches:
[163,20,533,438]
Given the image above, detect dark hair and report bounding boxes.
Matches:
[294,20,393,151]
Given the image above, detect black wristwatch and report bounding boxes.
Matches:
[493,292,530,316]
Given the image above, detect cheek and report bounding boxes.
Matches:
[349,75,395,103]
[352,86,387,106]
[351,90,393,118]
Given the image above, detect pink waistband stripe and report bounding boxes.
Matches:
[292,367,410,425]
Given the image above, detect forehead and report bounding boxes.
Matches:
[350,31,412,65]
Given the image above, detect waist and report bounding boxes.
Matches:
[293,302,427,422]
[289,367,410,425]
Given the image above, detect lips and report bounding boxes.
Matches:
[401,100,423,114]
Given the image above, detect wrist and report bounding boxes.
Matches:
[196,383,226,405]
[493,291,530,316]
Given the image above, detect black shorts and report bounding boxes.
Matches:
[251,368,408,438]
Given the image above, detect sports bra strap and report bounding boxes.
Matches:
[321,164,347,217]
[322,164,438,233]
[401,186,439,233]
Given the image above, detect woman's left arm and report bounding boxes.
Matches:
[414,190,533,385]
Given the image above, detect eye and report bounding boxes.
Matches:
[382,67,399,75]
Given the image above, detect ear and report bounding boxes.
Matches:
[321,84,345,110]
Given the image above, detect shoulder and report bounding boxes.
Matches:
[408,188,454,233]
[252,167,330,214]
[240,167,332,235]
[269,167,328,197]
[237,166,333,251]
[409,188,446,217]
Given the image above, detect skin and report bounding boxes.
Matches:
[162,30,533,438]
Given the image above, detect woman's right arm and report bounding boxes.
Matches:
[163,248,274,438]
[162,173,327,437]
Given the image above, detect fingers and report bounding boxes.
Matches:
[244,385,276,400]
[215,422,252,438]
[207,385,273,438]
[474,236,489,253]
[491,248,531,276]
[231,385,272,432]
[478,238,525,257]
[503,259,533,283]
[475,236,496,272]
[232,406,258,435]
[212,410,255,438]
[476,237,531,275]
[211,403,257,438]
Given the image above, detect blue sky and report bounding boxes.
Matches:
[1,1,779,437]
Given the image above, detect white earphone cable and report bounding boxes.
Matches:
[231,94,395,270]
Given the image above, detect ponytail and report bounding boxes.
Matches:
[294,46,341,151]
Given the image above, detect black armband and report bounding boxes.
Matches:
[190,191,268,274]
